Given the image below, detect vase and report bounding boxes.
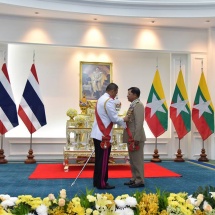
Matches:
[80,106,88,115]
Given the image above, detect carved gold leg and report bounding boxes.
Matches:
[64,155,69,172]
[125,156,129,164]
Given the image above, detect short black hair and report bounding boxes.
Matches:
[106,83,118,92]
[128,87,140,97]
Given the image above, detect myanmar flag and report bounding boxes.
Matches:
[170,70,191,140]
[192,72,214,141]
[145,70,168,137]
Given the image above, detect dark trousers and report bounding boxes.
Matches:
[93,138,111,188]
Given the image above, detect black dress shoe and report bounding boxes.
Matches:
[94,182,110,187]
[129,183,145,188]
[124,180,135,186]
[97,184,115,189]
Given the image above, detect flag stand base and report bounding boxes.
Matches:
[25,149,36,164]
[198,148,209,162]
[151,148,162,162]
[174,149,185,162]
[0,149,8,164]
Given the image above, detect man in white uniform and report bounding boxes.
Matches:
[91,83,129,189]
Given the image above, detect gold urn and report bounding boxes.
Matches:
[79,95,89,115]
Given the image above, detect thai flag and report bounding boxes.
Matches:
[0,63,19,134]
[18,64,47,134]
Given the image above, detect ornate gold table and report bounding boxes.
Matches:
[64,123,128,171]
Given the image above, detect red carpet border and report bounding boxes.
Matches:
[29,162,181,179]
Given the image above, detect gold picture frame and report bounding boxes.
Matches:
[80,61,113,102]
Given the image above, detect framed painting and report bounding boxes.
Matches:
[80,61,113,102]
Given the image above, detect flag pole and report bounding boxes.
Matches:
[30,133,32,149]
[25,129,36,164]
[198,139,209,162]
[151,137,161,162]
[24,52,37,164]
[174,138,184,162]
[33,50,35,64]
[0,134,8,164]
[198,61,209,162]
[1,135,3,149]
[0,53,8,164]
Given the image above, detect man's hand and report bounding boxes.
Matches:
[128,140,140,151]
[134,140,140,145]
[123,115,129,122]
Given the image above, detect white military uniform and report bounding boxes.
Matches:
[91,92,126,189]
[91,92,126,142]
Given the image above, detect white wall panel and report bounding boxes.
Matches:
[0,16,208,53]
[3,138,65,161]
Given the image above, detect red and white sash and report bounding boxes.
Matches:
[95,100,113,149]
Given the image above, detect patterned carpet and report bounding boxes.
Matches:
[0,161,215,199]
